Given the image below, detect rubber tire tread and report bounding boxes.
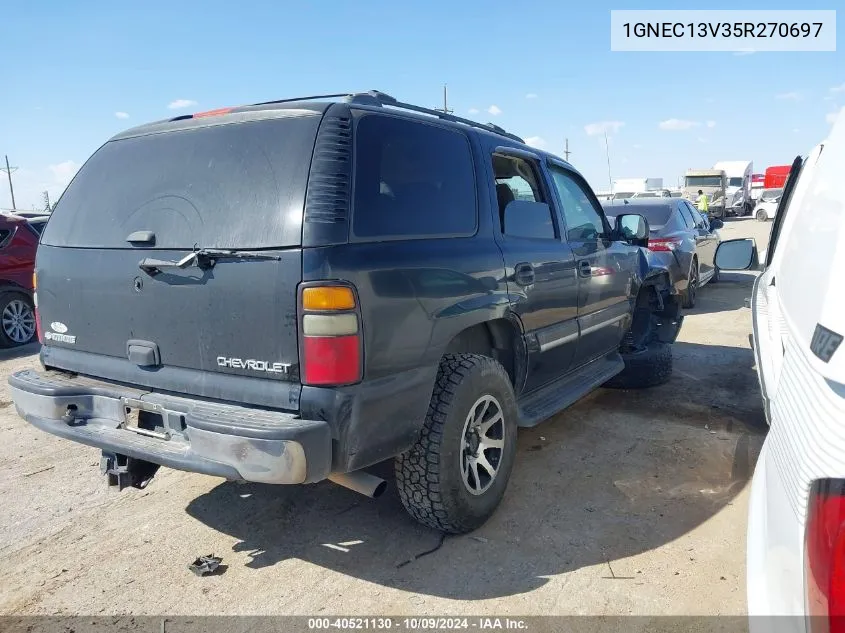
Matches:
[395,353,518,534]
[605,341,673,389]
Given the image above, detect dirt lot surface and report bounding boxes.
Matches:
[0,218,771,617]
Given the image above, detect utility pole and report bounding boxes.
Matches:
[1,155,17,210]
[435,84,453,115]
[564,138,572,162]
[604,132,613,193]
[42,190,51,212]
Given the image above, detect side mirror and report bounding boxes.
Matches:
[615,213,650,247]
[715,238,759,271]
[709,218,724,230]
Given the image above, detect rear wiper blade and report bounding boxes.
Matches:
[138,248,282,274]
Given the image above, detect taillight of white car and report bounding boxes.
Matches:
[805,479,845,632]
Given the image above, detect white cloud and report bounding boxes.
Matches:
[49,161,80,187]
[114,111,130,119]
[487,105,502,116]
[467,108,479,114]
[706,120,716,128]
[776,92,802,101]
[167,99,197,110]
[525,93,538,99]
[659,118,700,131]
[827,111,840,125]
[697,137,708,144]
[830,83,845,93]
[524,136,546,149]
[584,120,624,136]
[733,48,755,56]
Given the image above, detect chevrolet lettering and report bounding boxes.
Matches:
[216,356,292,374]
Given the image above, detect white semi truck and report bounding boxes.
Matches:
[713,160,754,216]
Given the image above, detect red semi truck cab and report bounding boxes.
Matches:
[764,165,792,189]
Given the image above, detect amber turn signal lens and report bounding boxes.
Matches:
[302,286,356,311]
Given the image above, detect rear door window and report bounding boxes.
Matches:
[678,202,698,229]
[40,113,321,250]
[352,114,476,240]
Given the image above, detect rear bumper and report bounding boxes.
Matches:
[8,369,333,484]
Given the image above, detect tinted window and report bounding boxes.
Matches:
[0,229,12,248]
[352,115,476,239]
[42,114,320,249]
[624,205,673,228]
[492,154,555,240]
[677,202,698,229]
[549,167,607,242]
[728,177,743,187]
[28,220,46,235]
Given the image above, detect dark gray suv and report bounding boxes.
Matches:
[10,91,683,533]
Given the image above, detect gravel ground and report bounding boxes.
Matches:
[0,217,771,617]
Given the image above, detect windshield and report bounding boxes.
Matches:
[761,188,783,202]
[41,114,321,249]
[612,191,634,199]
[728,177,743,187]
[685,176,723,188]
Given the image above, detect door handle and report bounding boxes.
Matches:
[514,262,535,286]
[578,260,592,278]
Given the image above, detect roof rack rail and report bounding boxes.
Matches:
[248,90,525,144]
[348,90,525,144]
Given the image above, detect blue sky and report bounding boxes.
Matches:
[1,0,842,209]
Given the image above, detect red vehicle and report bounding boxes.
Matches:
[0,214,45,348]
[764,165,792,189]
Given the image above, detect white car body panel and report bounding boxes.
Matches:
[747,106,845,632]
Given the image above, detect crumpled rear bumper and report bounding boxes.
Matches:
[8,368,333,484]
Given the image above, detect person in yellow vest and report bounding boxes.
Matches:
[696,189,709,213]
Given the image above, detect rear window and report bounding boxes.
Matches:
[41,114,321,249]
[630,204,673,227]
[352,114,476,239]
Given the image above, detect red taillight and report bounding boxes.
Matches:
[648,238,683,252]
[806,480,845,633]
[302,336,361,385]
[299,285,363,387]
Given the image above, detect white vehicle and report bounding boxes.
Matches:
[714,160,754,215]
[714,106,845,632]
[752,188,783,222]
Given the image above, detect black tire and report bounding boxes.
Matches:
[395,353,519,534]
[711,265,721,283]
[0,291,37,349]
[605,341,673,389]
[756,209,768,222]
[681,259,699,309]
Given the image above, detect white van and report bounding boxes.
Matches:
[715,108,845,631]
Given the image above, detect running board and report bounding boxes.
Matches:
[516,353,625,428]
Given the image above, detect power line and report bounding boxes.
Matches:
[1,155,17,210]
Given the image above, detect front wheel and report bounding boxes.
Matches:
[395,354,519,534]
[606,341,673,389]
[756,209,768,222]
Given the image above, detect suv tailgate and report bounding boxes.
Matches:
[36,111,322,409]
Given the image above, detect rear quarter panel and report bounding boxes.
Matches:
[300,128,516,470]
